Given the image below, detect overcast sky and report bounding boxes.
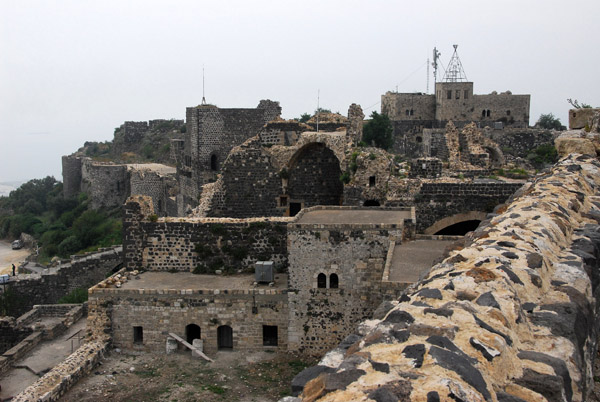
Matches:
[1,0,599,183]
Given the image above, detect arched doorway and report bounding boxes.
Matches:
[424,211,488,235]
[434,220,481,235]
[287,143,343,209]
[363,200,380,207]
[186,324,201,344]
[217,325,233,350]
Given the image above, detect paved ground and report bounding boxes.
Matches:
[0,240,30,276]
[119,272,288,291]
[0,318,86,400]
[296,209,412,225]
[388,239,455,282]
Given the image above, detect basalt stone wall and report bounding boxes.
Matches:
[61,155,83,199]
[486,127,556,158]
[292,153,600,402]
[124,196,290,272]
[0,317,32,355]
[207,138,283,218]
[81,161,129,209]
[129,169,176,216]
[287,222,404,356]
[415,182,523,233]
[5,246,122,317]
[410,158,443,178]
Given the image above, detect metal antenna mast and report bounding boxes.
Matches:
[201,66,207,105]
[432,47,441,84]
[316,89,320,132]
[426,57,430,93]
[442,45,468,82]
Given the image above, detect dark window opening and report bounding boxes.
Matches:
[455,90,460,99]
[186,324,201,344]
[434,220,481,236]
[217,325,233,349]
[405,109,410,116]
[158,199,162,212]
[447,90,452,100]
[486,110,491,117]
[363,200,380,207]
[289,202,302,216]
[279,196,288,207]
[416,136,423,143]
[263,325,278,346]
[410,109,414,116]
[506,110,511,116]
[210,154,218,171]
[464,90,469,99]
[369,176,376,187]
[482,110,486,117]
[133,326,143,344]
[317,273,327,288]
[330,273,339,288]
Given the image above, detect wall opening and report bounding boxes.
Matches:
[210,154,218,171]
[289,202,302,216]
[369,176,376,187]
[317,273,327,288]
[288,143,343,209]
[133,326,143,344]
[464,90,469,99]
[263,325,278,346]
[434,220,481,236]
[482,110,486,117]
[363,200,380,207]
[186,324,201,344]
[447,90,452,100]
[217,325,233,350]
[330,273,339,289]
[486,110,491,117]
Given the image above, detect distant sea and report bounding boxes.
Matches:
[0,181,23,197]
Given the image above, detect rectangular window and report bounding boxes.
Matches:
[455,90,460,99]
[133,326,143,344]
[447,90,452,100]
[464,90,469,99]
[263,325,278,346]
[369,176,376,187]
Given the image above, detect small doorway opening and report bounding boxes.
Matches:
[330,273,339,289]
[217,325,233,350]
[133,326,143,344]
[186,324,201,344]
[289,202,302,216]
[263,325,278,346]
[363,200,380,207]
[210,154,218,171]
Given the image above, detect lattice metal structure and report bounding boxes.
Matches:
[442,45,468,82]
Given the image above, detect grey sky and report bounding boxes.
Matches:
[1,0,599,183]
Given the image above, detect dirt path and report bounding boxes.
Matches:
[0,240,30,275]
[61,349,314,402]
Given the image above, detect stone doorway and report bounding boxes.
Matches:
[217,325,233,350]
[186,324,201,344]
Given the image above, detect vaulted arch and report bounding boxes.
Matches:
[424,211,488,235]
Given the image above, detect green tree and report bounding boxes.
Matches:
[297,113,311,123]
[536,113,565,130]
[362,111,393,150]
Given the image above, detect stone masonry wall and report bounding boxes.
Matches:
[124,196,290,273]
[89,285,288,354]
[61,155,83,199]
[5,246,122,317]
[81,160,129,209]
[293,153,600,402]
[287,222,404,356]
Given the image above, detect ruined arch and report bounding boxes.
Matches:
[483,146,505,168]
[186,324,201,344]
[287,142,343,209]
[424,211,488,235]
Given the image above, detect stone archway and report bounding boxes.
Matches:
[424,211,488,235]
[287,143,343,209]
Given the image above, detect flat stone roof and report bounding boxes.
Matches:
[388,239,454,282]
[126,163,176,175]
[295,209,412,225]
[118,271,288,291]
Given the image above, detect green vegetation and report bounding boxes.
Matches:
[297,113,311,123]
[567,98,593,109]
[58,287,89,304]
[527,144,558,168]
[536,113,565,130]
[495,168,529,179]
[0,177,122,262]
[362,111,393,150]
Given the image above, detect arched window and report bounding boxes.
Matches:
[482,110,486,117]
[217,325,233,349]
[486,110,491,117]
[186,324,201,344]
[330,273,339,289]
[317,273,327,288]
[210,154,218,171]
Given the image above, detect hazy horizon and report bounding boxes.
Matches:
[2,0,599,183]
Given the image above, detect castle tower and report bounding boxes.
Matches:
[435,45,474,121]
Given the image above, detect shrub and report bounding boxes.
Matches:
[58,288,88,304]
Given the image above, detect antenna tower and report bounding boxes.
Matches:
[201,66,207,105]
[316,89,320,132]
[432,47,441,83]
[426,57,430,93]
[442,45,468,82]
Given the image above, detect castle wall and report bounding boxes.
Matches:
[473,93,530,126]
[123,196,290,273]
[81,160,129,209]
[129,169,176,216]
[90,286,288,354]
[4,246,122,317]
[485,127,557,157]
[287,222,403,356]
[61,155,82,199]
[381,92,436,121]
